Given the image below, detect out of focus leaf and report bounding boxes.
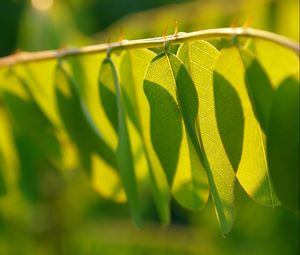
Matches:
[14,60,60,125]
[91,153,126,203]
[0,155,7,196]
[54,64,117,173]
[99,58,142,227]
[67,53,117,150]
[254,40,299,87]
[144,52,209,211]
[267,77,299,211]
[65,54,125,202]
[0,71,61,201]
[178,41,235,234]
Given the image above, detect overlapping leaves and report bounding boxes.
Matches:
[0,39,298,234]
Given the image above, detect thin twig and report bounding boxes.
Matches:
[0,27,299,68]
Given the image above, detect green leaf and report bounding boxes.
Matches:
[119,49,170,225]
[0,91,19,195]
[67,53,118,150]
[238,49,280,206]
[178,41,235,234]
[0,154,7,196]
[144,51,209,211]
[0,70,61,201]
[267,77,299,211]
[13,60,60,126]
[63,54,125,203]
[54,63,117,172]
[254,40,299,87]
[1,71,61,164]
[99,57,142,227]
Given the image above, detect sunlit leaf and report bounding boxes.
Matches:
[64,54,125,202]
[67,53,118,150]
[54,64,117,172]
[13,60,60,126]
[267,77,299,211]
[99,57,142,227]
[178,41,235,234]
[0,70,61,201]
[91,153,126,203]
[254,40,299,87]
[119,49,170,225]
[237,48,281,207]
[144,51,209,211]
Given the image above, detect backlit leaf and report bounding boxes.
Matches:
[178,41,235,234]
[119,49,170,224]
[99,57,142,227]
[144,51,209,211]
[54,64,117,172]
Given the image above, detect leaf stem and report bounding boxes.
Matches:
[0,27,299,68]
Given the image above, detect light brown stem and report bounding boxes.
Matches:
[0,27,299,68]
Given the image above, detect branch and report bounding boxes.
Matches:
[0,27,299,68]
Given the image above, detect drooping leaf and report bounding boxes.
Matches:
[267,77,299,211]
[119,49,170,224]
[144,51,209,211]
[214,47,281,208]
[0,70,61,201]
[13,60,60,126]
[99,57,142,227]
[67,53,118,150]
[54,63,117,172]
[254,39,299,87]
[236,49,281,207]
[64,54,125,203]
[178,41,235,234]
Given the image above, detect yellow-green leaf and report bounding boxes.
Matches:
[178,41,235,234]
[99,58,142,227]
[119,49,170,225]
[144,51,209,211]
[238,49,280,206]
[54,64,116,172]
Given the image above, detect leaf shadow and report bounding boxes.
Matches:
[213,72,244,171]
[245,59,274,133]
[144,80,182,185]
[267,77,299,211]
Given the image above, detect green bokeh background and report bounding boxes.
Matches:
[0,0,299,254]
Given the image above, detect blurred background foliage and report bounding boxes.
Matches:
[0,0,299,254]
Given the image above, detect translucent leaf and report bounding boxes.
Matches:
[91,153,126,203]
[13,60,60,126]
[267,77,299,211]
[67,53,117,150]
[254,40,299,87]
[1,71,61,201]
[119,49,170,225]
[214,47,281,210]
[144,51,209,211]
[54,64,117,172]
[99,58,142,227]
[63,55,125,202]
[178,41,235,234]
[238,49,280,206]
